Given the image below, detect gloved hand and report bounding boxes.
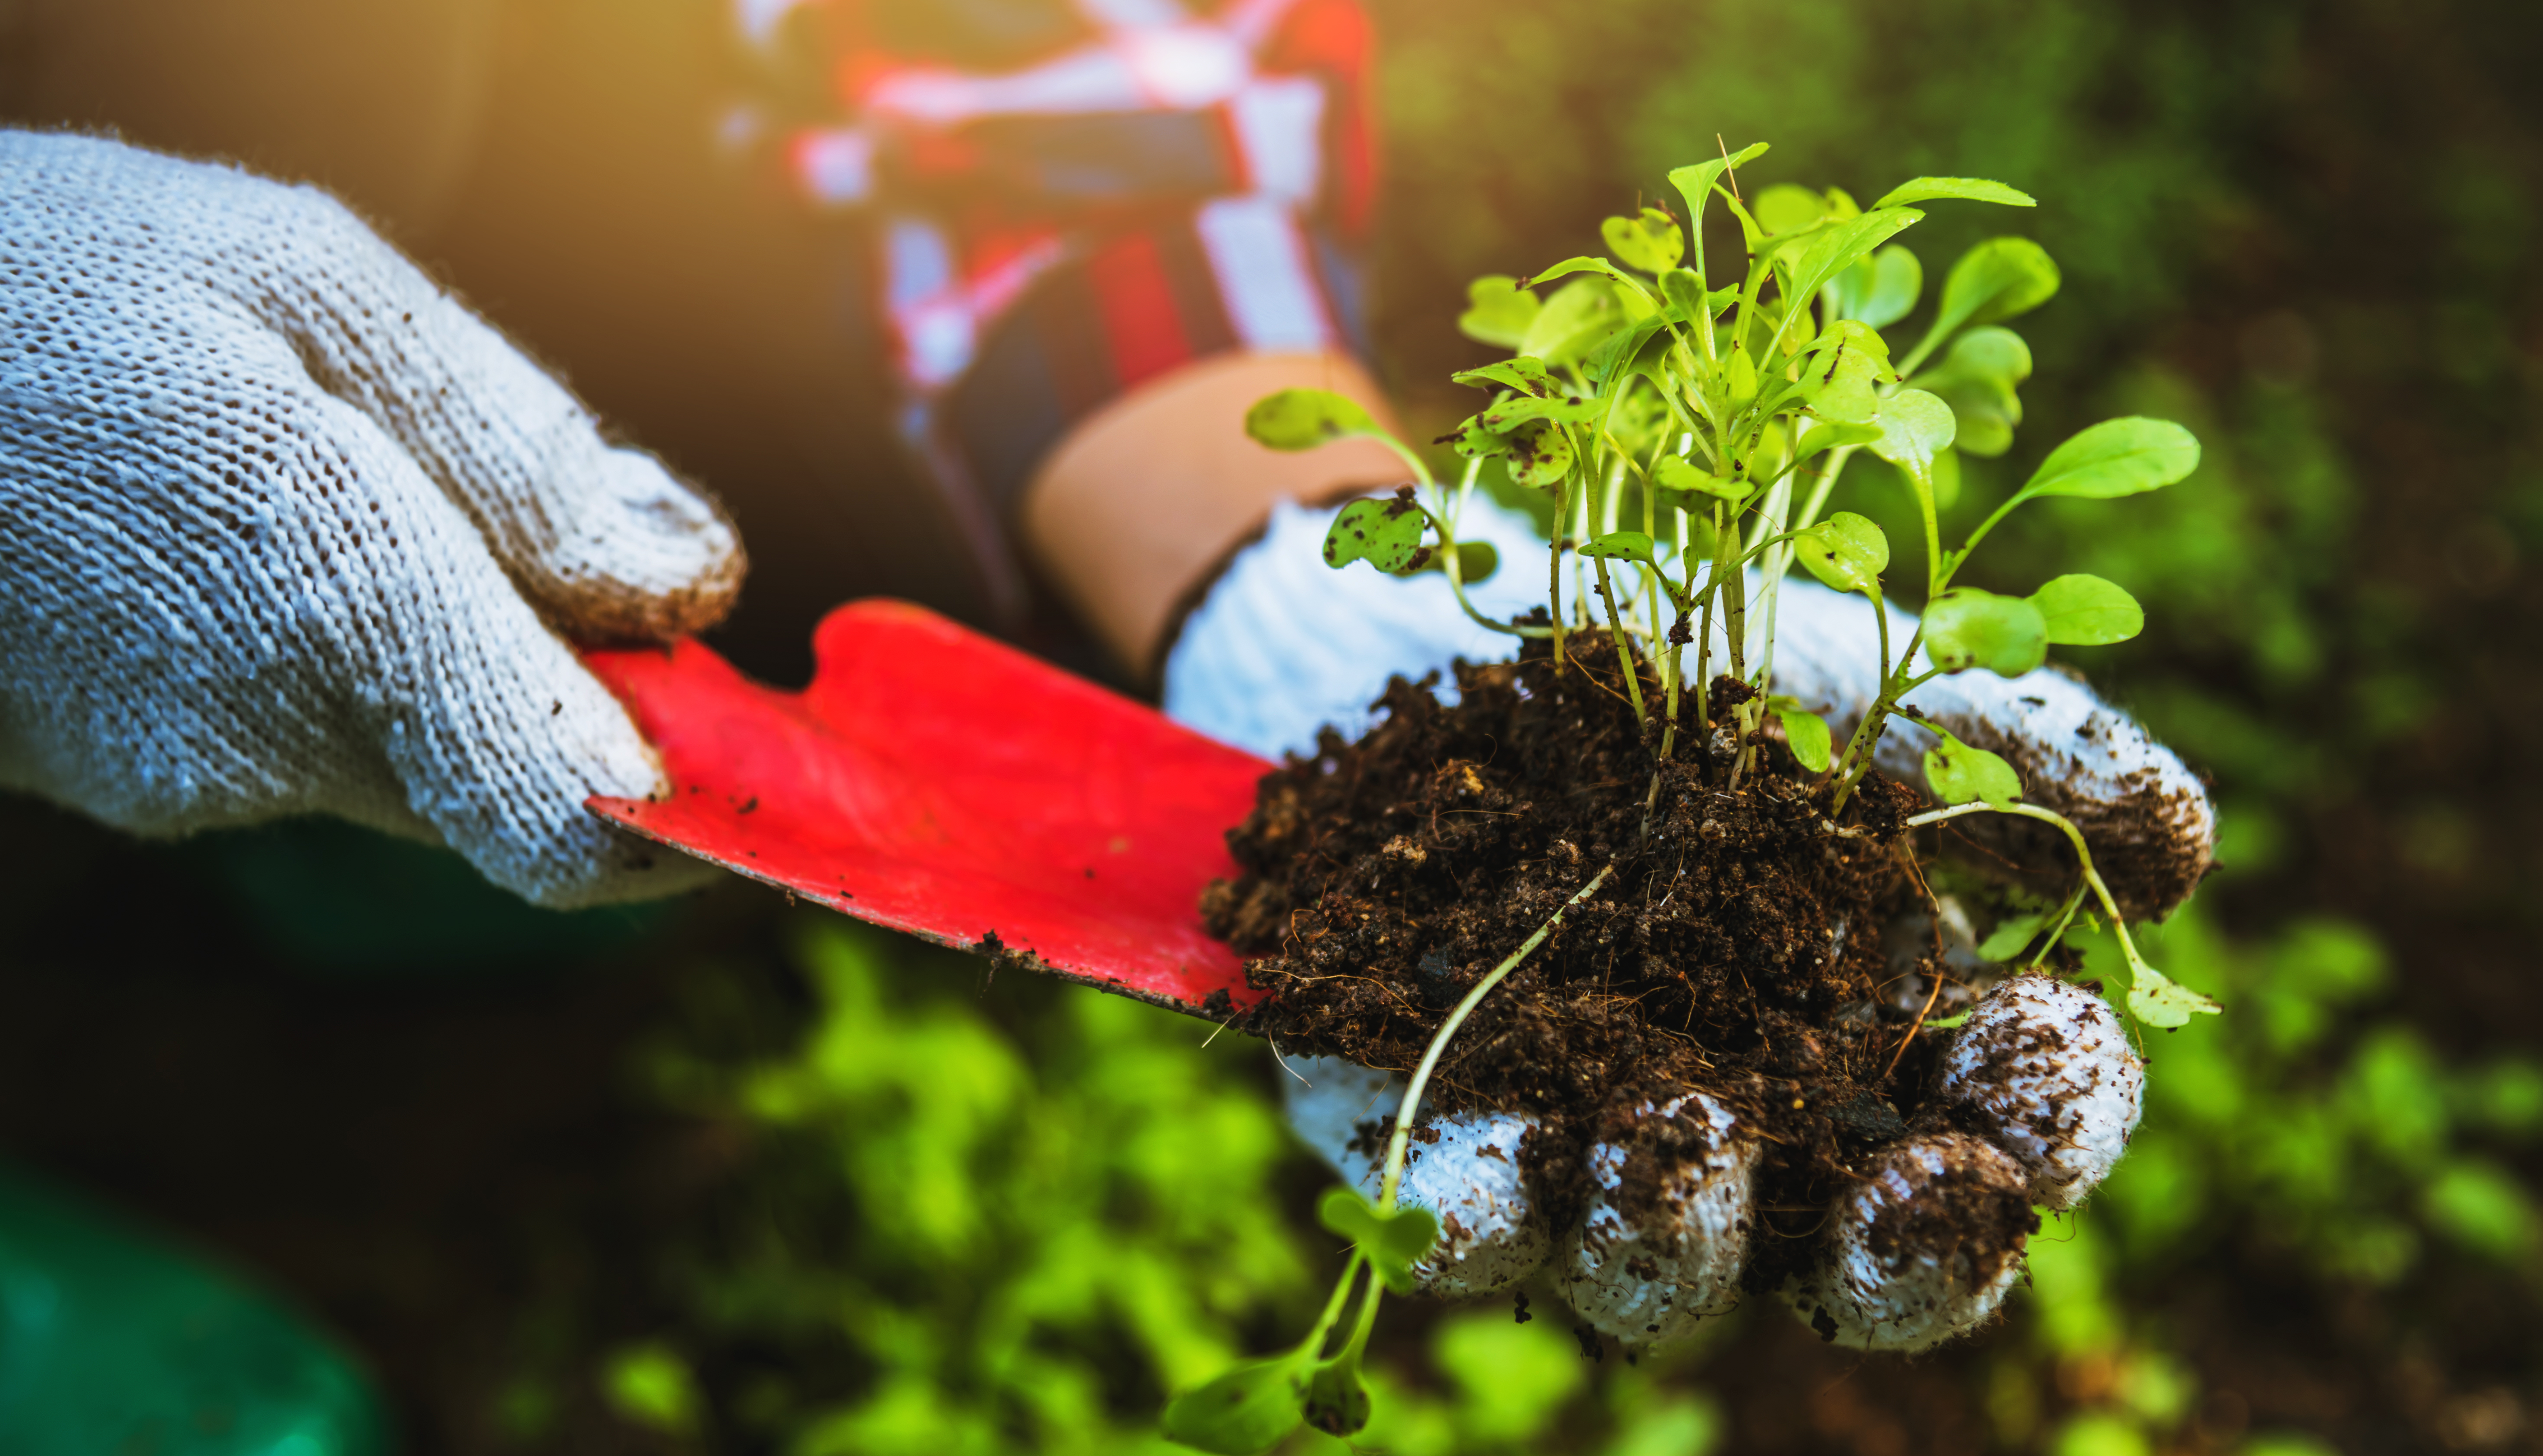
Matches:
[0,132,744,908]
[1164,495,2194,1351]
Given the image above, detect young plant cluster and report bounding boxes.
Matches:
[1167,143,2219,1453]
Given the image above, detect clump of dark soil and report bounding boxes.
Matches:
[1204,635,1960,1292]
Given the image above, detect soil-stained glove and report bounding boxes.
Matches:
[0,132,743,907]
[1166,497,2180,1351]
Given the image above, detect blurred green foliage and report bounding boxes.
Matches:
[616,923,1742,1455]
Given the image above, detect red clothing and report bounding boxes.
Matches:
[751,0,1377,608]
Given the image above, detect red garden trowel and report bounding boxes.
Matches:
[581,600,1272,1018]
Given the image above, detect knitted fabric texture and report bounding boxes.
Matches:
[0,132,744,907]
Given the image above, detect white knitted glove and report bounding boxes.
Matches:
[1165,496,2188,1350]
[0,132,744,908]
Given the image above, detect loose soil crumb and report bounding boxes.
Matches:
[1205,635,1978,1293]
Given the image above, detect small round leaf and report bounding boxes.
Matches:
[1778,707,1834,773]
[1322,496,1430,575]
[1580,530,1656,564]
[1600,205,1685,273]
[1457,275,1540,349]
[1923,729,2024,807]
[1923,588,2048,677]
[2126,963,2223,1028]
[2029,574,2144,645]
[1423,538,1499,584]
[1163,1359,1308,1454]
[1832,244,1922,329]
[1317,1186,1441,1296]
[1247,389,1377,452]
[1794,511,1890,596]
[1304,1359,1373,1437]
[1869,388,1958,486]
[1937,236,2061,333]
[1506,418,1574,489]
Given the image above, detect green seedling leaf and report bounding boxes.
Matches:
[1520,276,1632,365]
[1450,357,1556,397]
[1869,388,1958,487]
[1246,389,1378,452]
[2029,573,2143,645]
[1458,275,1539,350]
[1924,588,2049,677]
[1909,326,2032,458]
[1831,244,1922,329]
[1931,446,1964,508]
[1420,538,1499,584]
[1322,496,1430,575]
[2126,962,2223,1028]
[1872,176,2037,210]
[1507,418,1575,488]
[1977,912,2048,961]
[2017,417,2202,502]
[1755,183,1830,236]
[1318,1186,1440,1296]
[1580,530,1657,564]
[1658,268,1739,323]
[1601,206,1685,273]
[1480,393,1601,431]
[1784,208,1925,318]
[1777,706,1834,773]
[1796,322,1895,424]
[1794,419,1884,466]
[1303,1359,1372,1437]
[1726,343,1761,406]
[1924,237,2061,348]
[1441,413,1504,459]
[1794,511,1889,595]
[1652,453,1746,505]
[1924,728,2024,807]
[1665,142,1770,236]
[1163,1358,1307,1454]
[1527,255,1648,290]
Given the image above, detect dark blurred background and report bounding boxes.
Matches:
[3,0,2541,1451]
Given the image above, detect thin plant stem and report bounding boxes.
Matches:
[1549,474,1575,669]
[1378,863,1617,1209]
[1827,588,1893,807]
[2026,881,2092,970]
[1293,1250,1366,1358]
[1436,458,1543,639]
[1902,801,2162,985]
[1592,555,1648,723]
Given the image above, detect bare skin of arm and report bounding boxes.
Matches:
[1019,351,1413,674]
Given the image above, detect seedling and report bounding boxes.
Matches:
[1170,143,2218,1449]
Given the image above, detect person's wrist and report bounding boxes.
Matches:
[1017,350,1406,675]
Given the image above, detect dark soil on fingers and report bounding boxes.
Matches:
[1202,634,1995,1293]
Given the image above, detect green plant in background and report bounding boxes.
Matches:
[1994,903,2543,1454]
[613,919,1738,1455]
[631,920,1307,1455]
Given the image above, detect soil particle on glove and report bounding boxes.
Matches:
[1204,637,1944,1293]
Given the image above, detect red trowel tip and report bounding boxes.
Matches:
[582,599,1271,1017]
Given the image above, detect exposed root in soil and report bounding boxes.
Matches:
[1205,636,1985,1294]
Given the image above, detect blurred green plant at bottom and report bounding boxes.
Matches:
[630,919,1307,1454]
[585,904,2541,1455]
[1999,903,2543,1455]
[605,919,1736,1456]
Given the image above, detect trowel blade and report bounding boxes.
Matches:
[583,599,1269,1018]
